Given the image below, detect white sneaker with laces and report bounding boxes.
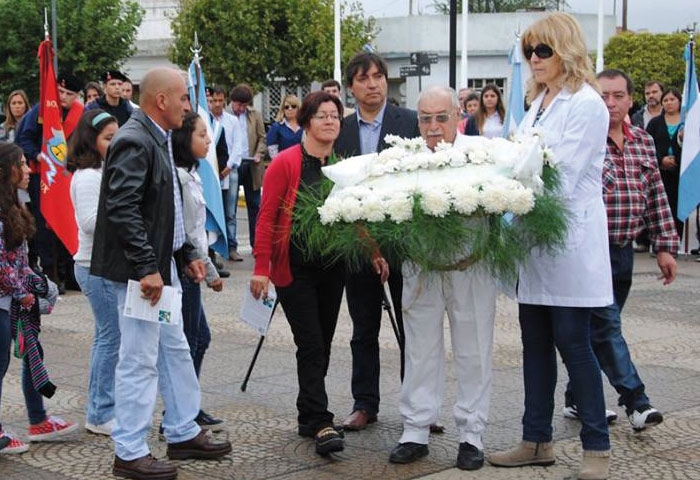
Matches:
[562,405,618,424]
[628,405,663,431]
[85,419,115,436]
[0,431,29,454]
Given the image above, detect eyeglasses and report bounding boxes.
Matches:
[417,113,453,124]
[284,104,298,110]
[311,113,341,121]
[524,43,554,61]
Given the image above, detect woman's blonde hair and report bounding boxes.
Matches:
[521,12,597,103]
[275,94,301,123]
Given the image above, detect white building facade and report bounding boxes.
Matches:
[125,3,616,117]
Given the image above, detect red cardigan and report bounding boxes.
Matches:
[253,144,303,287]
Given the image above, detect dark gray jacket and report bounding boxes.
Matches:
[90,109,196,284]
[334,102,420,158]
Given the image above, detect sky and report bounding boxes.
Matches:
[359,0,699,34]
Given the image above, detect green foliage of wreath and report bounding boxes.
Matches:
[292,165,568,283]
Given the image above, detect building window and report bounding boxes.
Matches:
[468,78,507,93]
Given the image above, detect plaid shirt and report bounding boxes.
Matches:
[603,123,679,253]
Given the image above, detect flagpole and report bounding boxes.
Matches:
[460,0,468,88]
[596,0,605,73]
[334,0,342,83]
[51,0,58,72]
[190,32,202,113]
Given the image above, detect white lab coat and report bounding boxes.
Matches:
[517,83,613,307]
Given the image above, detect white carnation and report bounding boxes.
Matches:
[361,194,387,222]
[339,197,364,222]
[508,188,535,215]
[420,188,451,217]
[479,184,511,214]
[450,185,480,215]
[469,148,489,165]
[385,193,414,223]
[318,197,344,224]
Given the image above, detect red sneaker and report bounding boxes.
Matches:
[28,416,78,442]
[0,431,29,454]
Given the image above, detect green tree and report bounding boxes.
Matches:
[604,32,692,105]
[432,0,565,14]
[0,0,143,102]
[170,0,377,91]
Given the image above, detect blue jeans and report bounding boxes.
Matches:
[223,169,239,251]
[519,304,609,451]
[110,261,201,460]
[565,244,649,412]
[0,308,10,430]
[1,306,47,427]
[75,264,120,425]
[181,276,211,378]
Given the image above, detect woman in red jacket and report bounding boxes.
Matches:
[250,91,387,456]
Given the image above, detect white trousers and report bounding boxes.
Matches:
[111,261,201,460]
[398,265,497,449]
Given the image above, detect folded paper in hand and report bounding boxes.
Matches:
[124,279,183,326]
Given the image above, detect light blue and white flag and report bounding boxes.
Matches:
[188,59,228,258]
[503,35,525,138]
[678,39,700,223]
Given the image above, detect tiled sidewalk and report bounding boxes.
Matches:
[1,252,698,479]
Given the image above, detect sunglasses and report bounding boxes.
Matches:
[524,43,554,60]
[418,113,453,124]
[284,104,298,110]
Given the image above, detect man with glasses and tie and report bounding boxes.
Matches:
[386,85,497,470]
[334,51,420,433]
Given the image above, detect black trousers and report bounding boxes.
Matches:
[277,261,345,431]
[345,265,404,415]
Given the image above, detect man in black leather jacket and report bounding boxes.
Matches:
[91,67,231,480]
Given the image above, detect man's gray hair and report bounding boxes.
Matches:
[416,85,460,110]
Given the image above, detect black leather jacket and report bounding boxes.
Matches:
[90,109,196,284]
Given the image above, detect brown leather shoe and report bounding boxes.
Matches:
[166,430,232,460]
[342,410,377,431]
[113,454,177,480]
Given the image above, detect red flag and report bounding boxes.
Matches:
[38,38,79,255]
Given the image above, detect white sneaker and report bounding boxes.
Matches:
[0,431,29,454]
[562,405,618,424]
[628,405,663,431]
[85,419,115,436]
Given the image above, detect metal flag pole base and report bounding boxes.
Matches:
[241,299,279,392]
[381,282,405,380]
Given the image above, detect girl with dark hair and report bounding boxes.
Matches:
[646,88,684,238]
[171,111,225,429]
[68,109,119,436]
[465,84,505,138]
[1,143,77,454]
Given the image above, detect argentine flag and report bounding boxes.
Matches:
[188,59,228,258]
[503,35,525,138]
[678,39,700,222]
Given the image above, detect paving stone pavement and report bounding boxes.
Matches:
[1,243,699,479]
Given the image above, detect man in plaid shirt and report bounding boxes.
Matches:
[562,69,678,432]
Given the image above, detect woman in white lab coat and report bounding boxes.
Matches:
[489,13,613,480]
